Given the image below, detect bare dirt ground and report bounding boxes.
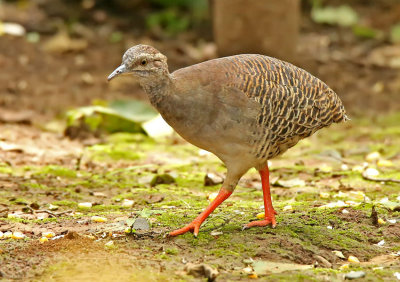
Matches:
[1,1,400,281]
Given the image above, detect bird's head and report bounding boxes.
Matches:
[107,44,168,82]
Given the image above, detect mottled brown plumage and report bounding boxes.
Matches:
[108,44,348,237]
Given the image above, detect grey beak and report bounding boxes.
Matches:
[107,64,127,81]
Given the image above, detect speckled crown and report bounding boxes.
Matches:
[123,45,162,62]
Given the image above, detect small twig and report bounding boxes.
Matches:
[54,210,73,216]
[202,217,232,232]
[107,164,157,176]
[362,172,400,184]
[35,210,72,217]
[180,199,191,208]
[371,206,378,226]
[324,155,358,165]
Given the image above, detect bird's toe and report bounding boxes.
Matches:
[244,217,277,230]
[169,220,202,237]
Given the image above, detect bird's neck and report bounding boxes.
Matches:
[140,73,172,108]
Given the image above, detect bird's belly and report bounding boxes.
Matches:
[164,114,259,164]
[155,90,262,166]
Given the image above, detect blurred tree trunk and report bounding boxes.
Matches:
[212,0,300,62]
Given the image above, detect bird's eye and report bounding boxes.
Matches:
[141,60,147,66]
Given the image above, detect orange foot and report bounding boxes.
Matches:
[169,220,201,237]
[243,217,277,230]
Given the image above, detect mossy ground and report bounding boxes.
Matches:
[1,113,400,281]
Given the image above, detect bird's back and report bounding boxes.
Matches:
[171,54,348,164]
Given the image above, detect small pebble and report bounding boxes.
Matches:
[91,216,108,223]
[320,192,330,199]
[208,192,218,202]
[104,241,114,247]
[234,210,245,215]
[283,205,293,211]
[387,219,396,224]
[319,200,347,209]
[7,213,19,219]
[204,173,224,186]
[377,159,393,167]
[376,240,385,246]
[348,191,365,201]
[334,191,348,198]
[379,197,389,203]
[327,225,333,230]
[348,255,360,263]
[78,202,92,208]
[342,209,349,214]
[3,231,12,238]
[198,149,212,156]
[52,235,65,240]
[332,250,345,259]
[341,164,349,170]
[352,165,364,173]
[210,230,223,236]
[345,200,359,207]
[48,204,59,211]
[12,232,25,239]
[93,192,107,198]
[320,165,333,173]
[364,167,379,177]
[242,267,253,274]
[42,231,55,238]
[2,23,26,36]
[394,272,400,280]
[345,271,366,280]
[122,199,134,207]
[132,217,150,230]
[366,152,380,162]
[39,237,49,243]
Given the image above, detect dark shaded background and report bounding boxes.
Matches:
[1,0,400,122]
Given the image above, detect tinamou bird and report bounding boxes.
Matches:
[108,44,348,237]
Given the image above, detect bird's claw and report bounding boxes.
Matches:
[169,220,202,237]
[243,217,277,230]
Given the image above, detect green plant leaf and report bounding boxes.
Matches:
[311,5,358,27]
[108,100,157,123]
[353,25,382,39]
[138,208,165,218]
[390,23,400,43]
[65,100,158,135]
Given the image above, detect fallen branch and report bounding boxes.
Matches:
[37,210,73,217]
[25,207,72,218]
[362,172,400,184]
[203,217,232,232]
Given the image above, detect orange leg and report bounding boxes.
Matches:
[245,165,277,229]
[169,187,232,237]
